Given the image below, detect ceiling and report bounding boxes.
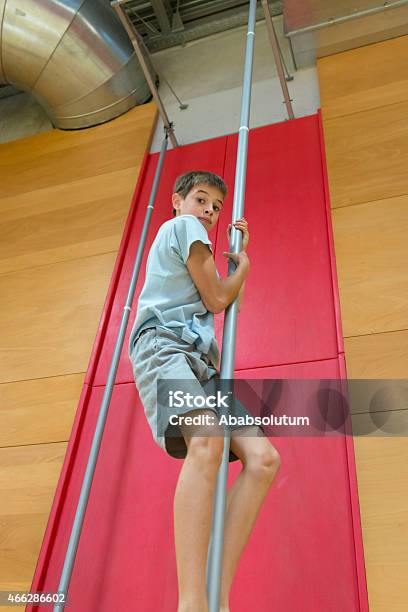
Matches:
[122,0,283,52]
[0,0,282,100]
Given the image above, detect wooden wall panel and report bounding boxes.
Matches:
[332,194,408,336]
[0,103,156,388]
[353,438,408,611]
[0,167,140,275]
[0,102,157,600]
[0,252,117,383]
[324,100,408,208]
[318,36,408,612]
[319,35,408,119]
[0,443,67,588]
[344,330,408,378]
[0,103,156,197]
[0,374,84,447]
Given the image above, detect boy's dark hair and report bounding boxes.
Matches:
[172,171,227,216]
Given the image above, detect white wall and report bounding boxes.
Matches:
[0,15,319,147]
[0,92,52,144]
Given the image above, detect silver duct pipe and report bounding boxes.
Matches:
[0,0,152,129]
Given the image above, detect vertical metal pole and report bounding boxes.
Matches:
[53,134,169,611]
[288,36,298,72]
[111,1,179,148]
[261,0,295,120]
[205,1,257,610]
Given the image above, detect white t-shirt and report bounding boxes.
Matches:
[128,215,221,368]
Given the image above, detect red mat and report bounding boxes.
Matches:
[28,113,368,611]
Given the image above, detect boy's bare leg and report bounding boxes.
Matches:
[174,410,224,612]
[219,429,281,610]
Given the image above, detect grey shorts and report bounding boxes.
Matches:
[129,326,265,462]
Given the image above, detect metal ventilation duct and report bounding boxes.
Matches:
[0,0,152,129]
[284,0,408,67]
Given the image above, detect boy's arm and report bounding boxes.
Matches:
[186,241,249,314]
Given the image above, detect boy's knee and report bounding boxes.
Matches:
[185,436,224,471]
[245,447,281,482]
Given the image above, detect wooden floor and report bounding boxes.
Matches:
[318,35,408,612]
[0,102,157,608]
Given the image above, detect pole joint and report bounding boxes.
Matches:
[164,122,175,138]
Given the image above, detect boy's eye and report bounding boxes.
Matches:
[197,197,220,212]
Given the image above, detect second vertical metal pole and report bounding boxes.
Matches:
[53,133,169,611]
[205,1,257,610]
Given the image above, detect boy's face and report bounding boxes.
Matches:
[172,183,224,233]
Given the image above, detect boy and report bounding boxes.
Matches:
[129,171,280,612]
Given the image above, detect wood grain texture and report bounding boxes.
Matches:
[319,36,408,612]
[0,103,157,197]
[0,104,156,596]
[0,167,142,275]
[0,251,118,384]
[322,100,408,208]
[0,374,84,448]
[0,103,157,384]
[0,103,156,597]
[344,330,408,378]
[0,442,67,599]
[332,194,408,336]
[318,35,408,120]
[353,438,408,612]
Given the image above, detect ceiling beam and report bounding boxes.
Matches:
[138,2,283,52]
[151,0,171,33]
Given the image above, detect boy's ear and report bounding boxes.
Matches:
[172,192,181,212]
